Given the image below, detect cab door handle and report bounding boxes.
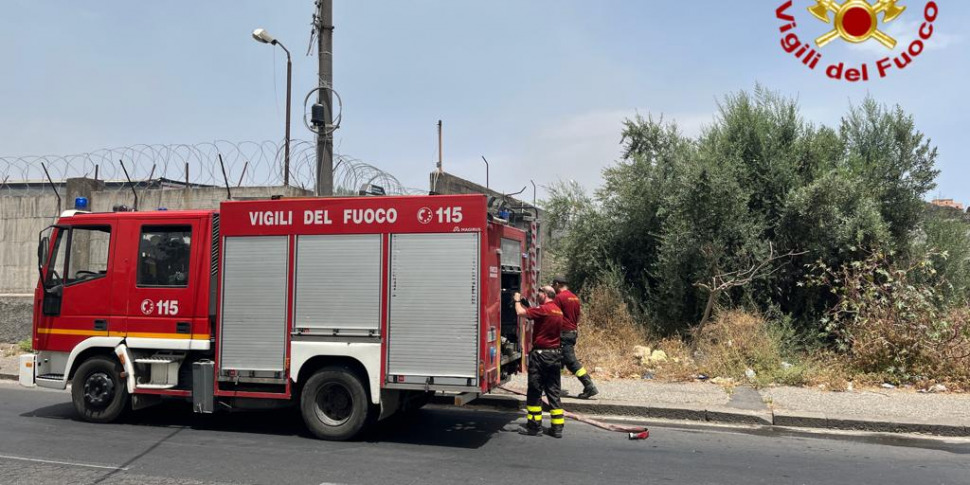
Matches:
[93,320,108,331]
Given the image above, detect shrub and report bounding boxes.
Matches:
[808,251,970,385]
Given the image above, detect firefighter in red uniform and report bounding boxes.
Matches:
[552,276,598,399]
[513,286,565,438]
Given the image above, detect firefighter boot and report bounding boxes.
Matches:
[545,423,564,439]
[576,375,599,400]
[518,420,542,437]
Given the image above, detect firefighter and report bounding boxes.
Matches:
[513,286,565,438]
[552,276,599,400]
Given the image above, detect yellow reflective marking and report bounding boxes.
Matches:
[526,406,542,413]
[550,409,564,416]
[575,367,587,377]
[37,328,109,337]
[551,418,565,425]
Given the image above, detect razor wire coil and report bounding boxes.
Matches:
[0,140,423,197]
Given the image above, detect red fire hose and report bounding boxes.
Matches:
[499,386,649,440]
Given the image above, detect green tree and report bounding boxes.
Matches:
[545,87,944,339]
[840,99,939,250]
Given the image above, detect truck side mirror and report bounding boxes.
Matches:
[37,236,49,272]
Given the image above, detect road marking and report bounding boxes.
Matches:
[0,453,130,471]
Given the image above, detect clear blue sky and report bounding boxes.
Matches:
[2,1,967,201]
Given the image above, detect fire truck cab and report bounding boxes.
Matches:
[30,194,537,440]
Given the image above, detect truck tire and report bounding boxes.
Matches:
[300,366,371,441]
[71,356,130,423]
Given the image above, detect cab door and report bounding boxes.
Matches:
[36,222,117,353]
[124,219,205,348]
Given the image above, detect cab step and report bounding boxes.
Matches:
[36,373,65,381]
[135,383,178,390]
[134,352,186,388]
[134,357,178,364]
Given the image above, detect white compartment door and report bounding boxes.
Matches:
[388,233,480,383]
[219,236,288,377]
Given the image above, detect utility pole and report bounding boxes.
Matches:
[314,0,334,196]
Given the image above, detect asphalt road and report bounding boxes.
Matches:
[1,381,968,485]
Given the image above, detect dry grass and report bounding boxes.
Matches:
[571,283,695,381]
[693,311,810,388]
[571,282,969,391]
[573,286,799,385]
[573,283,652,379]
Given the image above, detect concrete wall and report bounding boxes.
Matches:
[0,195,61,295]
[0,180,308,343]
[91,185,309,213]
[0,180,308,295]
[0,296,32,344]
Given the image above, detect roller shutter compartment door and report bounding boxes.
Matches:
[294,234,381,335]
[388,233,480,381]
[219,236,288,374]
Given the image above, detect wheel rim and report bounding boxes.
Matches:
[314,382,354,427]
[83,372,115,409]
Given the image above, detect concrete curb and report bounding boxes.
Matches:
[6,376,964,436]
[450,393,970,437]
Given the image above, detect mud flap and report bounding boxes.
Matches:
[114,343,136,393]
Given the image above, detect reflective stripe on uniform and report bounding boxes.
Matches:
[551,418,566,425]
[527,406,542,413]
[575,367,587,377]
[550,409,564,416]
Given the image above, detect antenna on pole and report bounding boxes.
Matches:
[41,163,61,215]
[437,120,444,173]
[118,159,138,211]
[218,154,233,201]
[482,156,490,189]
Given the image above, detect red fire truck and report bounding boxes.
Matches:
[29,194,537,440]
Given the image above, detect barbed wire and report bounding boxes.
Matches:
[0,140,425,196]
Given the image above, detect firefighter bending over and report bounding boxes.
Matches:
[553,276,599,400]
[514,286,565,438]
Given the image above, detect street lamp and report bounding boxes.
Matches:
[252,28,292,187]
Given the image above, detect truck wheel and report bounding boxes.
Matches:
[300,366,371,441]
[71,356,129,423]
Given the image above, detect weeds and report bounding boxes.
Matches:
[693,311,810,388]
[18,339,32,353]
